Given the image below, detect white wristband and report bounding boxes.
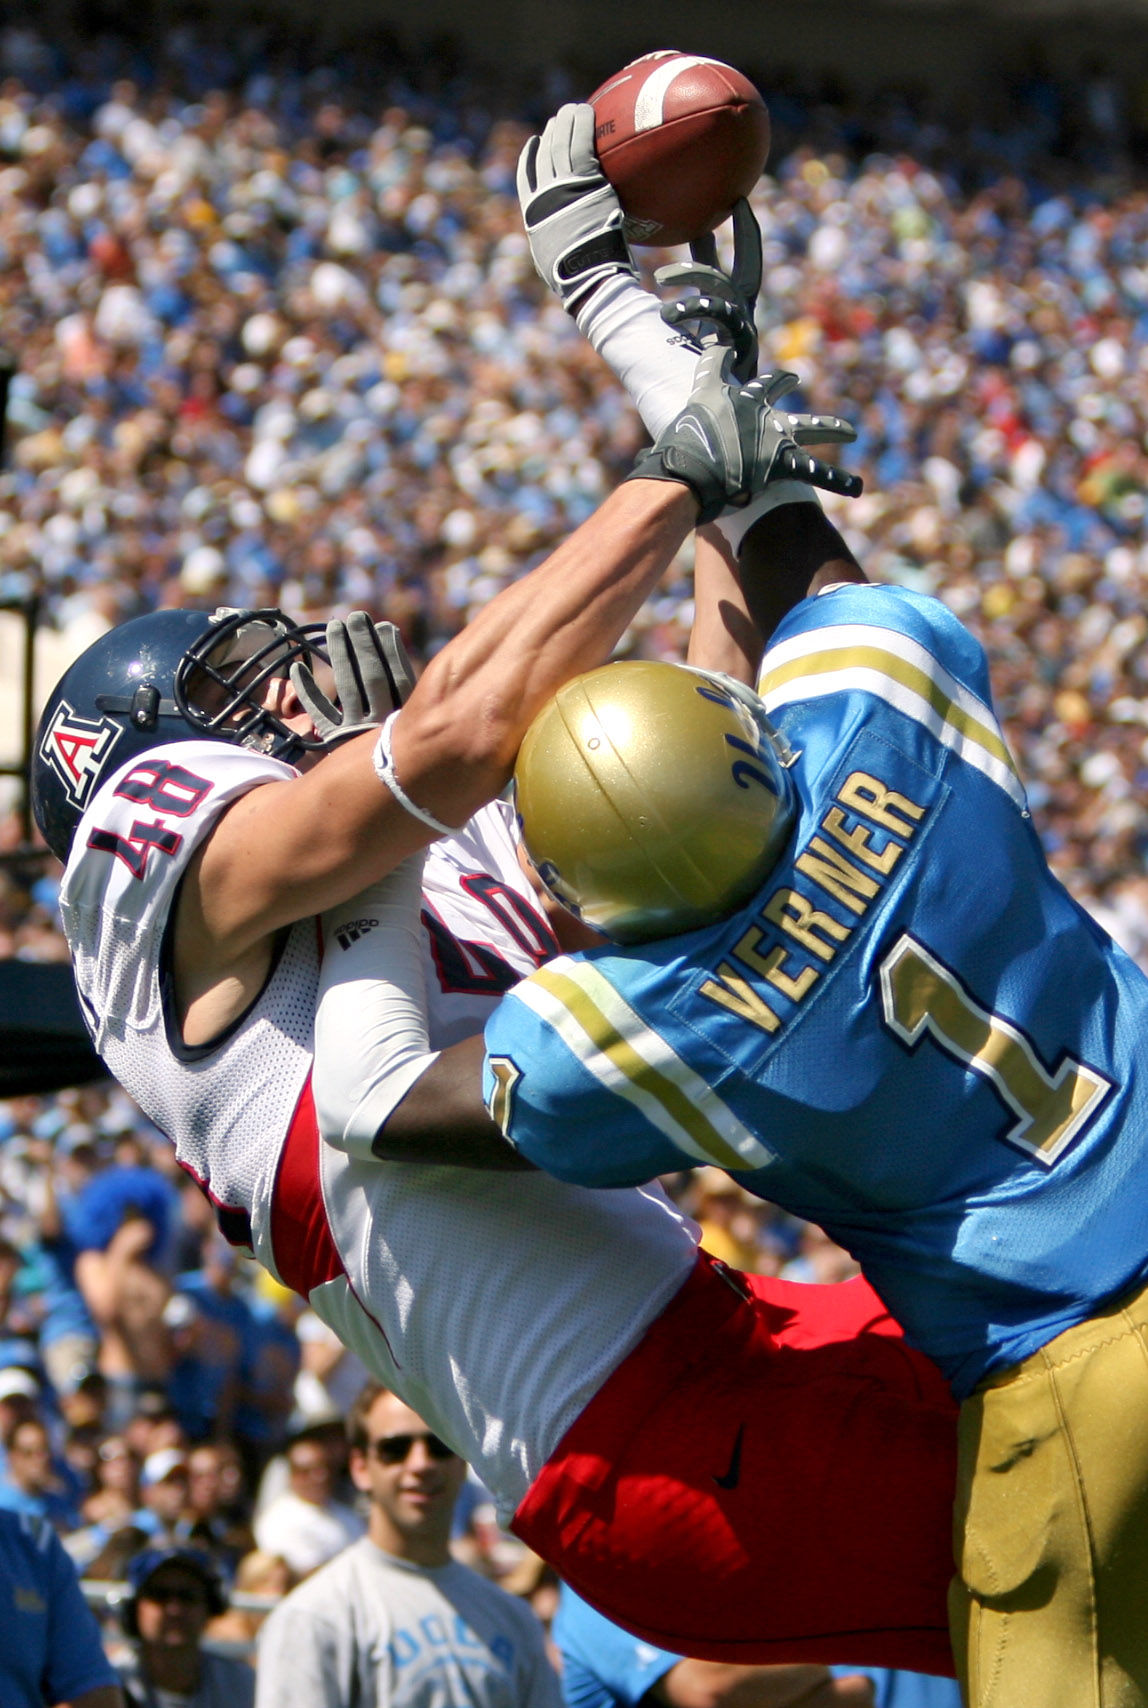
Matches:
[372,711,462,838]
[711,481,824,555]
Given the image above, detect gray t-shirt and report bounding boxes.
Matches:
[255,1539,562,1708]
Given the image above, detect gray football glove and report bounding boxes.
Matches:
[517,103,637,313]
[625,352,862,525]
[656,198,764,382]
[291,612,415,745]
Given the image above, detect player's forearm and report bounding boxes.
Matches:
[373,1038,534,1170]
[196,481,694,943]
[390,480,696,827]
[687,525,764,683]
[737,503,865,644]
[313,865,532,1171]
[659,1659,848,1708]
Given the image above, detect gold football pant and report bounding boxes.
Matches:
[950,1279,1148,1708]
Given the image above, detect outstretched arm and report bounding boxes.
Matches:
[367,499,867,1171]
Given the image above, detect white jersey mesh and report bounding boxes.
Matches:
[60,746,699,1515]
[60,741,310,1246]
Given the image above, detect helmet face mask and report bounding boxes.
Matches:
[32,606,335,863]
[174,607,329,754]
[513,661,797,945]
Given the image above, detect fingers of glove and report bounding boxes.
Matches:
[516,134,541,202]
[759,369,801,406]
[662,295,756,379]
[322,617,367,723]
[730,198,763,304]
[688,231,721,269]
[566,103,601,175]
[661,292,742,332]
[775,442,864,498]
[374,622,416,706]
[289,660,339,735]
[787,413,859,445]
[691,342,739,395]
[338,611,395,719]
[655,259,734,296]
[539,104,592,184]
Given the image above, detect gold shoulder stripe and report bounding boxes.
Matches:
[759,644,1018,779]
[523,963,772,1172]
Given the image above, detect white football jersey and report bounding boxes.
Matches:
[59,742,698,1517]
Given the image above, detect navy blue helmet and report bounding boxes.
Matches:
[32,606,331,862]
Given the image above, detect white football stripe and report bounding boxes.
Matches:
[633,55,725,133]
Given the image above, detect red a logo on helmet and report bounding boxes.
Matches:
[39,701,123,808]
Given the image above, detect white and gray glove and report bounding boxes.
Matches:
[625,353,862,524]
[517,103,637,312]
[291,612,415,746]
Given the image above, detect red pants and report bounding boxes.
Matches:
[514,1253,959,1677]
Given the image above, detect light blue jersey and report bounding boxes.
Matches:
[484,585,1148,1396]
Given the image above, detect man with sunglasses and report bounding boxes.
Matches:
[255,1382,561,1708]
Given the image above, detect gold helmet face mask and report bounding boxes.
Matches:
[513,661,797,944]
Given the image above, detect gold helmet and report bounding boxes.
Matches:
[513,660,796,943]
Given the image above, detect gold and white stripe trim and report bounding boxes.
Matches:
[513,959,774,1172]
[757,623,1026,810]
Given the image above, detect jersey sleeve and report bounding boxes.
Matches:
[483,952,770,1188]
[765,582,995,703]
[758,582,1026,815]
[483,972,664,1187]
[552,1587,679,1708]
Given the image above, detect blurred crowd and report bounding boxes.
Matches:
[1,9,1148,1673]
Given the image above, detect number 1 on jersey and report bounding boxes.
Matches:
[879,933,1111,1165]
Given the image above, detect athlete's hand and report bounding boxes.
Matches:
[517,103,638,312]
[291,613,415,745]
[656,198,764,382]
[625,349,862,524]
[810,1674,877,1706]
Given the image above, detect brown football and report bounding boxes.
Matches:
[589,51,771,247]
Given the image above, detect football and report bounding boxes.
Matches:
[589,51,771,247]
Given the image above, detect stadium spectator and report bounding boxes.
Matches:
[135,1448,193,1547]
[0,1414,81,1530]
[232,1275,302,1477]
[0,1507,125,1708]
[202,1547,294,1654]
[0,1363,43,1449]
[80,1435,139,1531]
[183,1443,255,1575]
[252,1423,365,1578]
[165,1236,255,1444]
[254,1381,562,1708]
[112,1544,254,1708]
[71,1177,177,1429]
[0,1230,96,1397]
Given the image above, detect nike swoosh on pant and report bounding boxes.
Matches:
[713,1421,745,1490]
